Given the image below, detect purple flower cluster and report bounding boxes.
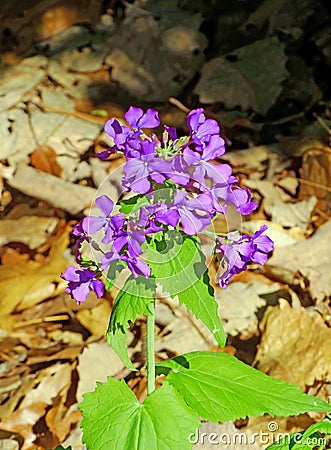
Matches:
[62,106,274,303]
[215,225,274,288]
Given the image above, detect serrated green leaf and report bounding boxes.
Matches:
[266,430,327,450]
[156,352,331,423]
[119,194,150,215]
[107,276,156,370]
[105,260,126,290]
[302,417,331,438]
[145,231,225,347]
[178,272,226,347]
[79,377,201,450]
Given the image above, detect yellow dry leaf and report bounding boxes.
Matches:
[0,226,71,322]
[76,298,112,337]
[0,216,58,249]
[255,300,331,389]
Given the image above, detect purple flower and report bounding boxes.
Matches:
[122,141,170,194]
[113,222,146,257]
[216,226,274,288]
[104,118,132,151]
[85,195,125,244]
[249,225,274,264]
[206,181,257,215]
[187,109,220,146]
[61,266,104,304]
[137,206,164,234]
[160,191,213,235]
[125,106,160,130]
[102,251,150,278]
[72,217,90,263]
[183,136,229,185]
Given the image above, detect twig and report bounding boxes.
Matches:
[265,112,305,125]
[168,97,190,114]
[14,314,69,328]
[30,101,108,124]
[313,112,331,135]
[297,177,331,193]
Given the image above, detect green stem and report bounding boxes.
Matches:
[146,301,156,395]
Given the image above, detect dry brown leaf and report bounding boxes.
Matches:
[0,216,58,250]
[0,226,70,321]
[0,376,36,419]
[35,0,102,40]
[0,402,47,450]
[76,341,124,403]
[30,146,62,176]
[46,403,81,443]
[8,164,97,214]
[243,220,305,247]
[1,250,30,266]
[155,308,214,355]
[267,218,331,301]
[215,279,281,337]
[221,145,278,169]
[76,299,112,337]
[255,300,331,389]
[21,363,72,409]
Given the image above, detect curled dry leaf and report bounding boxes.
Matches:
[255,300,331,390]
[0,225,71,324]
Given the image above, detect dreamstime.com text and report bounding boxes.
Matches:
[188,422,328,447]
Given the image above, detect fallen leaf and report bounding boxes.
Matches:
[215,280,281,337]
[104,11,207,101]
[220,145,279,169]
[267,219,331,301]
[268,195,317,230]
[0,403,47,450]
[21,363,72,408]
[76,299,112,337]
[255,300,331,389]
[243,179,317,230]
[0,225,70,320]
[76,342,124,403]
[243,220,305,247]
[0,58,45,112]
[30,147,63,176]
[0,216,58,249]
[194,37,288,114]
[7,164,97,214]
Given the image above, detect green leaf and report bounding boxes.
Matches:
[119,194,150,215]
[266,431,328,450]
[301,417,331,438]
[266,417,331,449]
[79,377,201,450]
[156,352,331,423]
[105,260,126,290]
[91,109,108,117]
[145,231,225,347]
[107,276,156,370]
[53,446,72,450]
[178,272,226,347]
